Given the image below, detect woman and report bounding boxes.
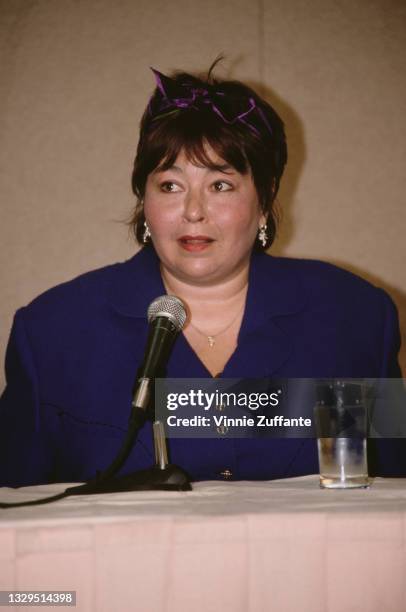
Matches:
[0,65,403,487]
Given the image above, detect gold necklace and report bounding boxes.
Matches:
[189,306,244,348]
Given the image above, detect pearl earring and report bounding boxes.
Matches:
[258,224,268,247]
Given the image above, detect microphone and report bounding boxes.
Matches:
[129,294,188,476]
[132,295,187,412]
[140,295,187,378]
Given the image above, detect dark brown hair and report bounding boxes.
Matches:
[130,63,287,250]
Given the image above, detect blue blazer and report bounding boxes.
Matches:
[0,247,404,487]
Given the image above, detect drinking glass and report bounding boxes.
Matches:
[314,380,370,489]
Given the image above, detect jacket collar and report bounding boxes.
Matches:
[229,250,307,376]
[109,246,307,328]
[239,248,306,339]
[109,247,166,319]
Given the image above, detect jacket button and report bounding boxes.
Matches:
[219,468,233,480]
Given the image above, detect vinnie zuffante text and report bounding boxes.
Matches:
[166,414,312,428]
[164,389,312,430]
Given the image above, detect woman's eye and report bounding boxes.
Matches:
[213,181,233,192]
[160,181,181,192]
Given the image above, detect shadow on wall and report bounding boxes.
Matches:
[241,78,405,376]
[242,78,305,253]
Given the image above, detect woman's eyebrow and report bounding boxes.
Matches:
[153,165,183,175]
[208,164,235,174]
[153,164,236,175]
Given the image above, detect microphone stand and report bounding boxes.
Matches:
[66,377,192,496]
[68,299,193,495]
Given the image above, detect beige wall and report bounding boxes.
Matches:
[0,0,405,383]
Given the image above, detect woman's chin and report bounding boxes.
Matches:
[177,264,221,284]
[170,257,250,286]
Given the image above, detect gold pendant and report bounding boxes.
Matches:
[207,336,215,347]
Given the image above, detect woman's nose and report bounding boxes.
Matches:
[182,190,206,222]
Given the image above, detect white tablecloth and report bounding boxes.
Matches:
[1,476,406,612]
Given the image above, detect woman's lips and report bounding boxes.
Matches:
[178,235,214,252]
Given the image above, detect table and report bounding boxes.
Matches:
[1,476,406,612]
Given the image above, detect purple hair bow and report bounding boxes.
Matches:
[148,68,273,137]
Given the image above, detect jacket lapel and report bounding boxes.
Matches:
[224,251,307,377]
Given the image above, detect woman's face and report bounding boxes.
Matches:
[143,146,266,286]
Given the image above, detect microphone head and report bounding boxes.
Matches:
[147,295,187,331]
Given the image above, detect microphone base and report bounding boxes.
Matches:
[68,464,192,495]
